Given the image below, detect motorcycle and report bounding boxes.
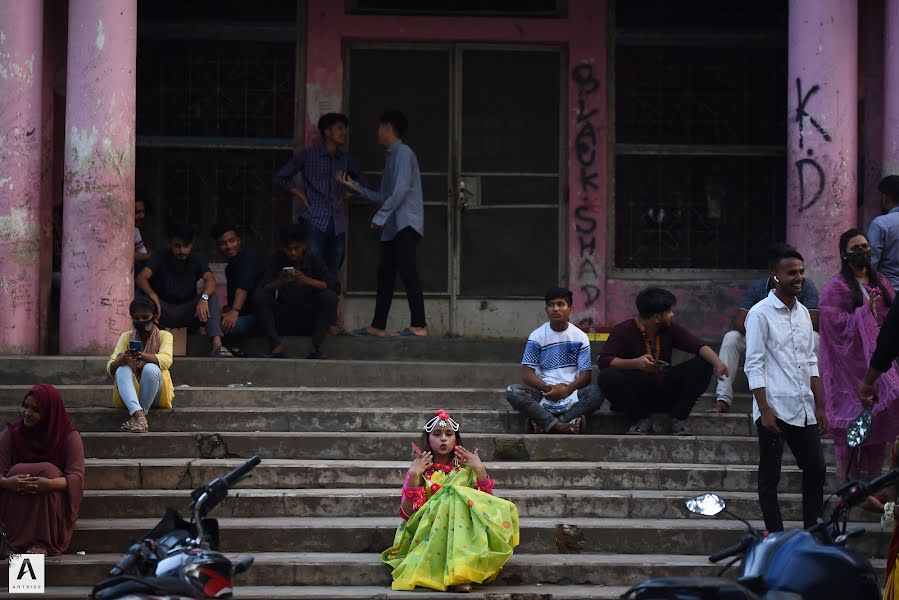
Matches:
[621,467,899,599]
[90,455,262,600]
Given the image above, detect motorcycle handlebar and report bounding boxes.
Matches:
[221,455,261,488]
[709,534,754,564]
[108,542,143,576]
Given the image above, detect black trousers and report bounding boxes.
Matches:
[253,287,338,351]
[597,356,712,421]
[372,226,426,330]
[756,418,825,532]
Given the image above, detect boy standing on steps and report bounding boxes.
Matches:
[505,287,603,434]
[745,245,827,532]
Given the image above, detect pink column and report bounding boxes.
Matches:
[59,0,136,354]
[567,1,608,331]
[861,0,885,226]
[786,0,858,289]
[885,0,899,177]
[0,1,44,354]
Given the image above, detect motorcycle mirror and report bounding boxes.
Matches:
[847,408,872,448]
[685,493,726,516]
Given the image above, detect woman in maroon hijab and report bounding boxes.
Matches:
[0,384,84,555]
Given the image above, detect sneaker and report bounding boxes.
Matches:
[627,417,652,435]
[670,418,692,436]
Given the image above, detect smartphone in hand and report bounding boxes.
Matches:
[129,340,143,353]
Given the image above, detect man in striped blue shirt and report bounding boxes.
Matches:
[274,113,360,276]
[337,110,427,337]
[505,287,602,434]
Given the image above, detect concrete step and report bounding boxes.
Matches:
[68,517,889,557]
[0,585,632,599]
[0,552,885,587]
[0,357,522,388]
[0,384,756,412]
[0,406,758,436]
[82,458,844,492]
[79,488,881,523]
[77,431,833,465]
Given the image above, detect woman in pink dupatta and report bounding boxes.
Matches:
[0,384,84,556]
[820,229,899,480]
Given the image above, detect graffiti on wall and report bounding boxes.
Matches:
[794,78,831,214]
[571,61,601,329]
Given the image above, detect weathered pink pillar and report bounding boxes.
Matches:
[567,1,608,331]
[884,0,899,177]
[59,0,136,354]
[861,0,885,227]
[786,0,858,289]
[0,1,44,354]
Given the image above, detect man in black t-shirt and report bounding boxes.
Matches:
[253,224,339,359]
[136,223,230,357]
[210,224,266,338]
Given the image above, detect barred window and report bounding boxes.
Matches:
[614,0,787,270]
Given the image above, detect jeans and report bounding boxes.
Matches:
[305,220,345,277]
[756,417,826,531]
[226,315,258,337]
[116,363,161,416]
[159,297,223,339]
[505,384,604,432]
[373,226,426,330]
[254,286,338,351]
[597,356,713,421]
[716,330,820,405]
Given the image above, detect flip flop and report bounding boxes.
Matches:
[351,327,377,337]
[707,400,732,414]
[398,328,429,337]
[210,346,234,358]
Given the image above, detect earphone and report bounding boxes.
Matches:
[773,276,780,283]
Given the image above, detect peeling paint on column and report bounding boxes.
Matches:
[59,0,136,355]
[786,0,858,290]
[0,1,43,354]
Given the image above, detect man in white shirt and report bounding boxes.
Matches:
[745,245,828,532]
[506,287,603,434]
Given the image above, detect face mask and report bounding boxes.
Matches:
[133,319,153,332]
[846,249,872,267]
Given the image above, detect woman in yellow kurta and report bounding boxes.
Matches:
[382,409,520,592]
[106,297,175,433]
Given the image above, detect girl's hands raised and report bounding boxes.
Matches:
[454,446,487,479]
[409,447,433,483]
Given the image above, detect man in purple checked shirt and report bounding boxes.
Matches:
[274,112,361,277]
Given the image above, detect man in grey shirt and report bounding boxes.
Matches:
[869,175,899,291]
[338,110,428,337]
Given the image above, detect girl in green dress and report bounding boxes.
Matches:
[381,409,520,592]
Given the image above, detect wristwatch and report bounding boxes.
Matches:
[200,293,210,301]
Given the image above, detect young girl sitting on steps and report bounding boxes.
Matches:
[381,409,520,592]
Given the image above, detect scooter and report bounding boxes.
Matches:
[90,455,261,600]
[621,467,899,599]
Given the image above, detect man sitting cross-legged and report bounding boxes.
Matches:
[505,287,603,434]
[597,287,728,436]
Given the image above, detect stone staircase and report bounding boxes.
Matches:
[0,351,888,599]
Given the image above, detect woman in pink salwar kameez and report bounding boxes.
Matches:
[820,229,899,480]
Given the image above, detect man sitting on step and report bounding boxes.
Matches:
[596,287,728,436]
[136,223,230,358]
[709,242,820,414]
[505,287,603,434]
[253,224,339,359]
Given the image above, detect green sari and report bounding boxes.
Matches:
[381,465,520,591]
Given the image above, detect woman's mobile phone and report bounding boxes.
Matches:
[129,340,143,353]
[282,266,295,273]
[654,359,670,368]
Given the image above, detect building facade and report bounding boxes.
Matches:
[0,0,896,353]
